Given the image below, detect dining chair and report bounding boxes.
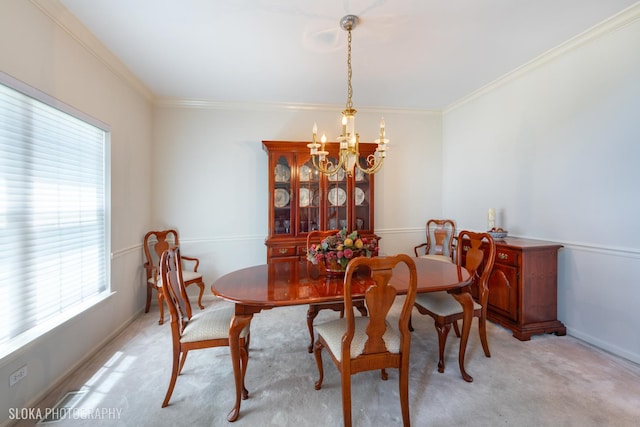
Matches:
[413,219,456,263]
[313,254,418,427]
[413,230,496,378]
[143,229,205,324]
[305,230,368,353]
[159,246,250,408]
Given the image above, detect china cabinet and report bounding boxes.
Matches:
[461,236,566,341]
[263,140,378,263]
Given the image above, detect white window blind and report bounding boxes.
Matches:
[0,75,110,352]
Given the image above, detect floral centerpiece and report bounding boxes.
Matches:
[307,229,379,276]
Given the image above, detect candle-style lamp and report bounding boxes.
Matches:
[488,208,496,230]
[307,15,388,177]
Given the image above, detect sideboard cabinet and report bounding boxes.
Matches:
[461,237,566,341]
[263,140,378,263]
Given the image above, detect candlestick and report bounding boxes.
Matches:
[488,208,496,230]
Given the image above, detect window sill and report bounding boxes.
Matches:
[0,291,116,365]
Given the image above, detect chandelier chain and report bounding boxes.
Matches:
[346,29,353,111]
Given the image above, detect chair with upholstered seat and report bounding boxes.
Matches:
[305,230,368,353]
[313,254,418,427]
[413,230,495,378]
[413,219,456,263]
[160,246,250,408]
[143,229,205,324]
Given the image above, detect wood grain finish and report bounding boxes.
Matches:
[414,230,496,381]
[143,229,205,324]
[313,255,418,427]
[211,257,472,422]
[263,140,379,263]
[463,237,566,341]
[160,247,249,408]
[413,218,456,259]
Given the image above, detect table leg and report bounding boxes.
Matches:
[227,311,253,422]
[451,291,474,382]
[307,305,320,353]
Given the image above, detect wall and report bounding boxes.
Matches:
[0,0,153,423]
[442,9,640,363]
[152,102,442,283]
[3,2,638,425]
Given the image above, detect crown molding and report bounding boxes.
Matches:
[444,2,640,114]
[154,97,439,116]
[31,0,640,116]
[31,0,155,102]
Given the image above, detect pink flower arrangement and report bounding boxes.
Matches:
[307,229,378,270]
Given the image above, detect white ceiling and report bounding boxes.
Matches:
[58,0,638,110]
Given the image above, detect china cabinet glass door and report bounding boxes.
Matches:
[273,154,292,235]
[354,155,372,231]
[297,157,320,234]
[326,156,348,231]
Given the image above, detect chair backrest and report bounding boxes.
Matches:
[342,254,418,359]
[455,230,496,307]
[160,246,193,336]
[144,229,180,272]
[425,219,456,258]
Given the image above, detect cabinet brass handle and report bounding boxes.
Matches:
[498,252,508,260]
[279,248,288,254]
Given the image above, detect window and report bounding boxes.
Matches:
[0,72,110,356]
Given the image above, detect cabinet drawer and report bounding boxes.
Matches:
[494,247,518,266]
[270,246,297,258]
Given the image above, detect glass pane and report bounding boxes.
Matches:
[327,157,347,231]
[273,155,291,235]
[0,80,108,346]
[355,157,371,231]
[299,159,320,233]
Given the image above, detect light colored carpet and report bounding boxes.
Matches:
[14,296,640,427]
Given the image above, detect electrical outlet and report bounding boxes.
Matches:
[9,365,27,387]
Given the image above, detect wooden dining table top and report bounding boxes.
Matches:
[211,256,475,422]
[211,256,472,307]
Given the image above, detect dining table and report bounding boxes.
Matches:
[211,256,473,422]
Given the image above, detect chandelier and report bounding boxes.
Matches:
[308,15,388,177]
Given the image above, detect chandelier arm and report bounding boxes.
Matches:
[354,155,384,175]
[311,154,344,176]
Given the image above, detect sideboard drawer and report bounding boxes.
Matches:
[270,246,297,258]
[494,247,518,266]
[462,241,517,266]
